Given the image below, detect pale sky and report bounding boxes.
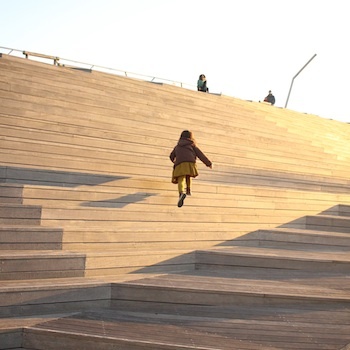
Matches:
[2,0,350,123]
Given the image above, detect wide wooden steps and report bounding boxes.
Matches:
[277,214,350,232]
[0,277,112,317]
[20,309,297,350]
[3,264,350,349]
[110,269,350,310]
[195,246,350,272]
[0,313,74,350]
[2,52,350,349]
[38,306,350,350]
[2,54,350,182]
[231,227,350,250]
[15,268,350,350]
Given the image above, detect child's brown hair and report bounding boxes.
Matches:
[180,130,194,140]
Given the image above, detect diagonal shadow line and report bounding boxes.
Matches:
[0,165,129,187]
[80,193,157,208]
[131,204,350,280]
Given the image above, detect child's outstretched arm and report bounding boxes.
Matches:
[193,146,212,168]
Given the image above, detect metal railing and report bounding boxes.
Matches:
[0,46,196,91]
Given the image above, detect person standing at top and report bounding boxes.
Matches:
[264,90,275,105]
[170,130,212,207]
[197,74,209,92]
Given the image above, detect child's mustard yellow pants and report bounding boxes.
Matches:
[177,175,191,194]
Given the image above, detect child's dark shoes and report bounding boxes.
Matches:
[177,193,187,207]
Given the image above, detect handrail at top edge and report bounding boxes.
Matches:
[0,45,196,90]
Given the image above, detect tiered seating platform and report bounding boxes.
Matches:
[1,53,350,349]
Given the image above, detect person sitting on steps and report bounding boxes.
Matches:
[264,90,275,105]
[197,74,209,93]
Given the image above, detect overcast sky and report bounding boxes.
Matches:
[2,0,350,123]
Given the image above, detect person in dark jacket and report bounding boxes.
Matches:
[264,90,275,105]
[170,130,212,207]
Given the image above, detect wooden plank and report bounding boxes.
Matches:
[0,329,23,349]
[10,182,350,209]
[110,272,350,312]
[0,250,86,279]
[195,246,350,272]
[0,203,41,219]
[23,315,281,349]
[232,227,350,251]
[22,308,350,349]
[0,279,111,317]
[0,226,63,250]
[84,249,194,269]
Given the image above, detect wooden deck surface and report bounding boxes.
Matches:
[20,267,350,349]
[23,306,350,350]
[3,264,350,349]
[2,53,350,349]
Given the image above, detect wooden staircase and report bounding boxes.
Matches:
[1,52,350,349]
